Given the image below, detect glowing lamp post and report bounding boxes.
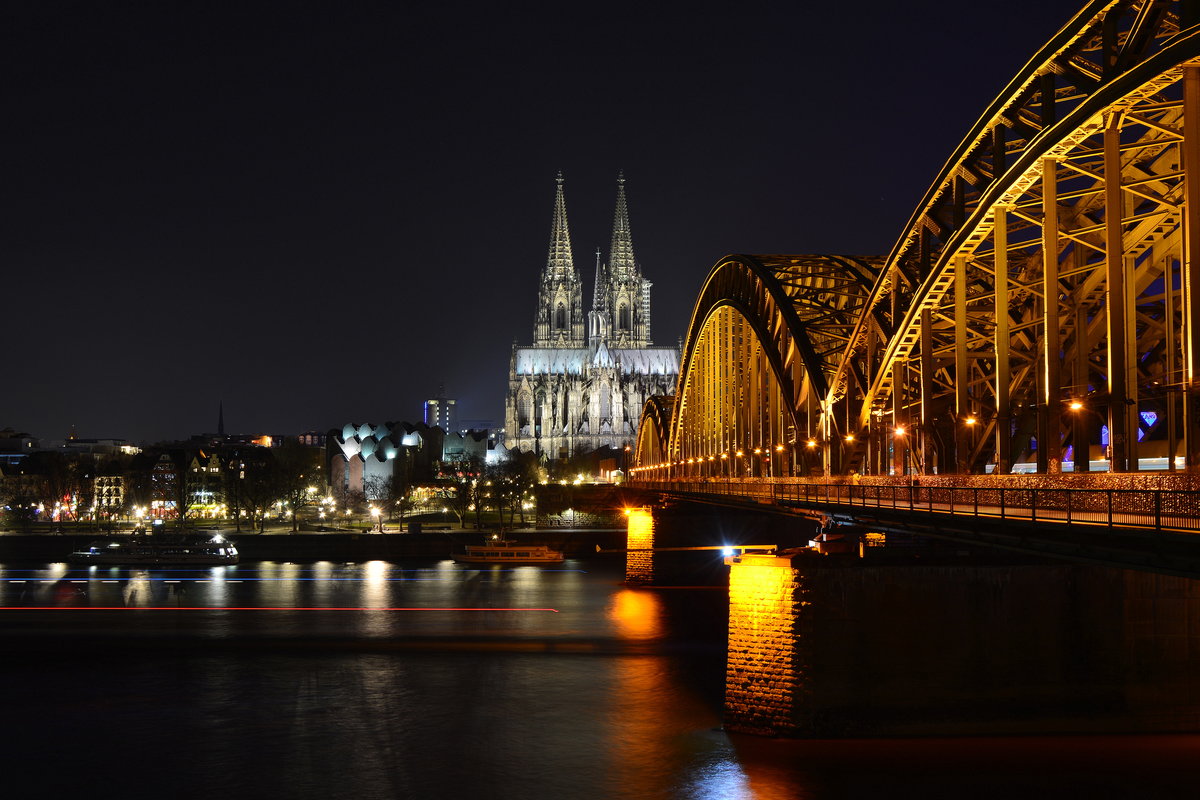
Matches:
[772,443,785,478]
[1067,400,1102,472]
[892,425,906,476]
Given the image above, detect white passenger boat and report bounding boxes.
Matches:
[451,540,564,565]
[69,533,239,565]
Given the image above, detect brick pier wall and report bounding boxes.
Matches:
[725,554,809,735]
[725,553,1200,737]
[623,508,656,585]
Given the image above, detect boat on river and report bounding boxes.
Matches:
[69,533,239,565]
[451,539,564,565]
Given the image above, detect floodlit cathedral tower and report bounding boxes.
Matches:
[533,172,586,347]
[597,171,652,348]
[506,172,680,461]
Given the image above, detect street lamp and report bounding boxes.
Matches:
[1067,399,1104,472]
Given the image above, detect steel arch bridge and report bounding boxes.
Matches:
[633,0,1200,480]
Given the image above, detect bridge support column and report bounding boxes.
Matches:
[1041,156,1063,474]
[1072,288,1091,472]
[624,507,656,585]
[994,206,1012,474]
[1183,67,1200,470]
[920,308,935,474]
[892,362,908,475]
[1105,111,1133,472]
[725,553,811,735]
[954,254,970,473]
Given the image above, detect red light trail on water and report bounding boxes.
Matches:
[0,607,559,612]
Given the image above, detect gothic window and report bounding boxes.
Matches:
[555,303,566,329]
[618,304,630,330]
[599,383,612,419]
[518,391,533,428]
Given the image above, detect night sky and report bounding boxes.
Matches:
[6,1,1088,444]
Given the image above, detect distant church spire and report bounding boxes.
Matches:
[608,170,637,279]
[546,170,575,280]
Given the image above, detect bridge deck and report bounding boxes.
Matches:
[632,478,1200,577]
[632,478,1200,534]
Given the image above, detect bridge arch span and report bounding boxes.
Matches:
[636,1,1200,479]
[665,255,881,478]
[633,395,674,472]
[834,0,1200,476]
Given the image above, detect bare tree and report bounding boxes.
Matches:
[274,440,322,532]
[332,484,367,528]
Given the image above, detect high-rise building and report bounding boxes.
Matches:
[505,173,679,460]
[424,390,458,433]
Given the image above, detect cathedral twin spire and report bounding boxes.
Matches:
[608,171,637,280]
[535,171,651,349]
[546,171,575,280]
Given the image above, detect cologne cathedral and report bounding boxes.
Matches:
[505,173,679,460]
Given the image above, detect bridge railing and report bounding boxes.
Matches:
[628,479,1200,534]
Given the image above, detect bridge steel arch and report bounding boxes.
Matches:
[655,254,881,480]
[831,0,1200,476]
[633,395,674,470]
[635,0,1200,479]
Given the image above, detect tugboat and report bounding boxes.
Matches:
[69,532,239,565]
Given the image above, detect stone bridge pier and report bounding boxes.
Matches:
[725,551,1200,737]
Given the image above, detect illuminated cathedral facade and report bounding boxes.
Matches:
[505,173,679,460]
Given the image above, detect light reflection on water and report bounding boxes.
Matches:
[1,559,1197,798]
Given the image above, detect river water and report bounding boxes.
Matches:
[2,557,1198,799]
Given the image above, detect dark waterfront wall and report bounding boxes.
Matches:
[725,552,1200,737]
[0,530,629,562]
